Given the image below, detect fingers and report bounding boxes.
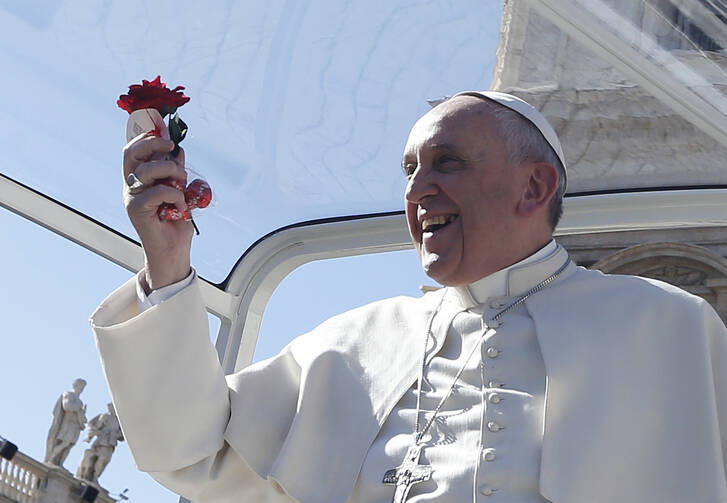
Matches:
[123,133,191,228]
[131,160,187,187]
[173,147,185,166]
[126,184,188,217]
[123,133,179,178]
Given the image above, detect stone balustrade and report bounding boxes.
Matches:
[0,449,115,503]
[0,451,43,503]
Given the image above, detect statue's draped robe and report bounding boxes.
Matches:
[91,248,727,503]
[45,391,85,463]
[78,411,123,482]
[89,412,123,447]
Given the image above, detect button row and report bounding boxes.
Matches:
[487,421,502,432]
[481,311,505,498]
[479,485,497,496]
[483,448,496,462]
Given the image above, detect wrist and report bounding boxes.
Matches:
[144,262,192,292]
[140,271,152,296]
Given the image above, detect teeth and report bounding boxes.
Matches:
[422,215,456,231]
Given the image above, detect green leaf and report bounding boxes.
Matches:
[159,105,177,118]
[168,112,188,145]
[168,112,188,157]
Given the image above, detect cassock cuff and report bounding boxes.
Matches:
[136,268,196,313]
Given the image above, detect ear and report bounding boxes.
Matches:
[516,162,559,217]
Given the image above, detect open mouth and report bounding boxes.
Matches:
[422,214,458,233]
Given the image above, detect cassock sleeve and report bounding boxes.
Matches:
[705,300,727,481]
[90,276,297,503]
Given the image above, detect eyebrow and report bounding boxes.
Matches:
[402,143,460,162]
[428,143,459,151]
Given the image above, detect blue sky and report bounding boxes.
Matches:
[0,202,431,502]
[0,1,501,501]
[5,2,727,500]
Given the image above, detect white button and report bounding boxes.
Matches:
[488,379,504,388]
[486,347,500,358]
[479,485,496,496]
[483,448,496,461]
[487,421,501,432]
[489,393,502,404]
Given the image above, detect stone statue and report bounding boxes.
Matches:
[44,378,87,468]
[76,403,124,484]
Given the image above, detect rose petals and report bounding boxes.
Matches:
[117,76,190,116]
[120,77,211,228]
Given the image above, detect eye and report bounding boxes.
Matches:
[402,163,416,178]
[437,154,459,165]
[434,154,465,172]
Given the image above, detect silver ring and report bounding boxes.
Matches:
[126,172,146,195]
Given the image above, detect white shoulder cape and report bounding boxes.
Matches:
[91,257,727,503]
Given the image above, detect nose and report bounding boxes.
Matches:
[405,166,438,204]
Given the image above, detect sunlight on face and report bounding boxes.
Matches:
[403,97,525,286]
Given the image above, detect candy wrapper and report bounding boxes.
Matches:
[118,76,212,227]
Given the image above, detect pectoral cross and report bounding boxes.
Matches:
[382,443,432,503]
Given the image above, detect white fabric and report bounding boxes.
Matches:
[90,244,727,503]
[354,240,556,502]
[354,292,548,502]
[463,239,557,303]
[135,269,194,312]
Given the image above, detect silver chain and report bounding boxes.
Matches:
[413,259,571,443]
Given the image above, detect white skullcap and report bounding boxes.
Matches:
[433,91,567,190]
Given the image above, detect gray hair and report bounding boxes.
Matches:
[484,102,566,230]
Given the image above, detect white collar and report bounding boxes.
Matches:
[451,239,560,306]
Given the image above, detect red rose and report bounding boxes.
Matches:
[117,75,190,116]
[119,75,208,232]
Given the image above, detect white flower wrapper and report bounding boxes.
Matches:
[125,108,170,143]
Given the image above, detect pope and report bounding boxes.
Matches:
[91,91,727,503]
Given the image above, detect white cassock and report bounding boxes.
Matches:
[90,243,727,503]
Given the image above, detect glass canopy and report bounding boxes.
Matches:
[0,1,502,283]
[4,2,727,502]
[2,0,727,283]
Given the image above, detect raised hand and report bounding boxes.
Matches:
[123,132,193,292]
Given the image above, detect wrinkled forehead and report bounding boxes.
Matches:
[403,97,502,157]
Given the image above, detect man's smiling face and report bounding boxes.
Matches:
[403,96,526,286]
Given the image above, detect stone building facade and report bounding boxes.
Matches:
[493,0,727,321]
